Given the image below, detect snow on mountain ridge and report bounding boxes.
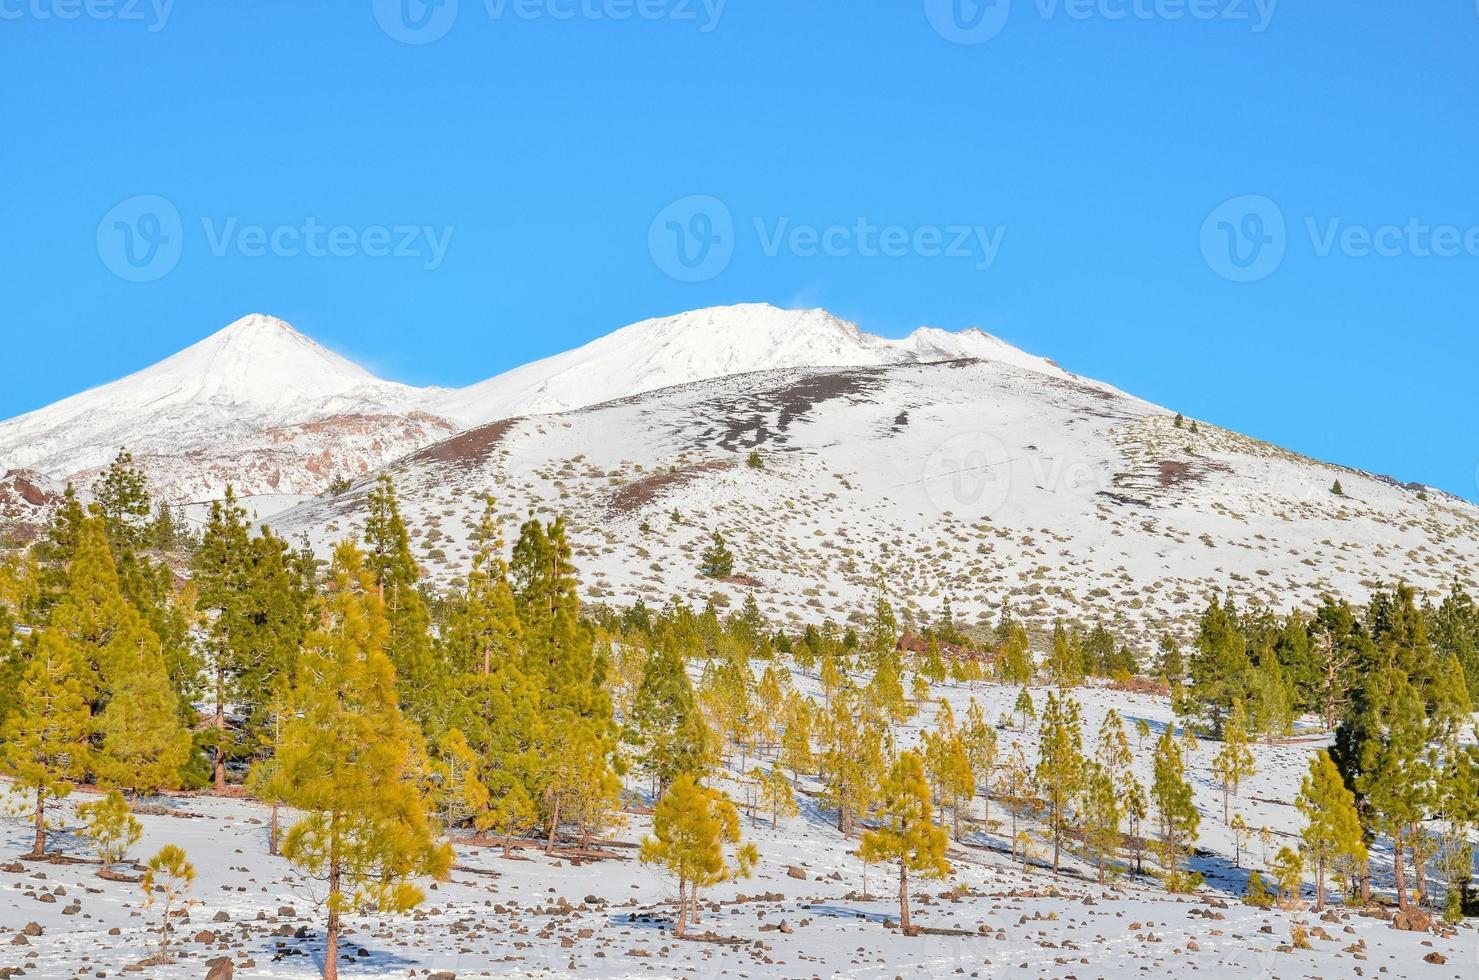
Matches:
[432,303,1082,426]
[0,304,1118,507]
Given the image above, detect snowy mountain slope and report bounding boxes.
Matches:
[276,357,1479,645]
[432,303,1103,426]
[0,314,455,504]
[0,306,1079,513]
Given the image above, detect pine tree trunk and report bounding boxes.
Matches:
[1315,857,1326,911]
[1392,828,1409,911]
[31,788,45,858]
[269,803,280,856]
[325,867,340,980]
[899,860,911,935]
[675,879,688,938]
[1410,826,1428,906]
[545,797,561,855]
[213,665,227,793]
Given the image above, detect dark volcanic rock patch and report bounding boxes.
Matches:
[408,418,521,468]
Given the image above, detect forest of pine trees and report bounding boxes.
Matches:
[0,450,1477,961]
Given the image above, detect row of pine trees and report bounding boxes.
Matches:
[0,451,1475,967]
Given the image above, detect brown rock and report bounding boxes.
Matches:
[1422,952,1446,965]
[204,957,234,980]
[786,866,807,880]
[1392,908,1431,932]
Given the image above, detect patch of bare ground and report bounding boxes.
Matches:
[407,417,521,467]
[609,460,734,514]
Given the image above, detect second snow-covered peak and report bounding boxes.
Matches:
[435,303,1074,426]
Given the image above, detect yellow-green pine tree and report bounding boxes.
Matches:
[1211,699,1256,824]
[1035,691,1086,876]
[860,750,950,935]
[1,632,91,856]
[640,774,758,937]
[1296,749,1366,911]
[259,541,453,980]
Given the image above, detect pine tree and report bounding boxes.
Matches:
[1013,686,1036,732]
[1230,812,1249,868]
[1296,750,1365,911]
[1000,741,1035,864]
[922,706,974,839]
[1035,691,1086,876]
[509,515,620,852]
[1080,762,1122,884]
[1124,775,1149,876]
[640,774,757,938]
[93,652,191,802]
[194,493,307,790]
[140,845,195,963]
[1,632,91,857]
[628,636,710,794]
[699,532,734,579]
[1151,727,1201,892]
[759,766,798,828]
[258,541,453,980]
[364,475,441,731]
[1047,621,1085,688]
[1188,595,1253,731]
[778,692,814,782]
[995,620,1034,685]
[1249,649,1293,743]
[1350,666,1428,910]
[962,700,998,825]
[860,751,950,936]
[439,496,521,679]
[1211,700,1256,824]
[819,685,886,836]
[77,791,142,872]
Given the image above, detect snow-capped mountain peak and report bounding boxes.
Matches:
[127,312,384,409]
[0,313,447,501]
[433,303,1079,426]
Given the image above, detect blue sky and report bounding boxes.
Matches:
[3,2,1478,499]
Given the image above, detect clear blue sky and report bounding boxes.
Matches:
[3,3,1477,499]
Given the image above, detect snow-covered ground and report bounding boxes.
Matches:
[4,672,1474,979]
[277,355,1479,645]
